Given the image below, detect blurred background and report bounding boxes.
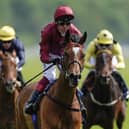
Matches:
[0,0,129,46]
[0,0,129,128]
[0,0,129,63]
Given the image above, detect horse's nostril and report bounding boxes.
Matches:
[69,73,74,79]
[69,73,81,80]
[6,80,11,85]
[12,81,16,85]
[78,74,81,79]
[5,80,15,86]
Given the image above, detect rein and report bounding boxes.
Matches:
[96,48,112,55]
[40,59,82,112]
[24,63,55,86]
[89,92,122,106]
[90,51,123,106]
[68,60,82,71]
[61,58,82,79]
[44,92,81,112]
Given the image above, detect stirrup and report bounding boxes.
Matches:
[81,106,87,116]
[81,107,87,126]
[25,103,36,115]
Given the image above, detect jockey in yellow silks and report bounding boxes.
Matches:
[82,29,129,100]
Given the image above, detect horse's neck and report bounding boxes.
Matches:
[51,73,77,104]
[0,81,14,106]
[93,76,121,101]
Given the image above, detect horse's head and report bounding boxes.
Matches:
[89,50,122,107]
[95,50,113,85]
[61,31,87,87]
[0,51,18,93]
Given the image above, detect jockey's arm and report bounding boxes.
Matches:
[113,43,125,69]
[14,38,25,69]
[84,53,95,69]
[84,40,96,69]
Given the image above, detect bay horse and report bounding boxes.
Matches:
[15,31,87,129]
[0,51,21,129]
[81,50,126,129]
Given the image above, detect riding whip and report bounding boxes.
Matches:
[24,63,55,86]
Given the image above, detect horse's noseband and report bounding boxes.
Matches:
[0,74,17,93]
[69,73,81,80]
[5,79,17,87]
[64,60,82,86]
[69,73,81,86]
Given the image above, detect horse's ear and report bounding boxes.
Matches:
[79,32,87,45]
[63,30,71,46]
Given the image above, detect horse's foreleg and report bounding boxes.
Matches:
[82,123,91,129]
[116,102,126,129]
[103,123,113,129]
[116,111,125,129]
[82,124,86,129]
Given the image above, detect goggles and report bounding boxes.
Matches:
[98,43,113,49]
[56,20,71,26]
[2,40,12,44]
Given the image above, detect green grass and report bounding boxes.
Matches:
[22,57,42,83]
[22,57,129,129]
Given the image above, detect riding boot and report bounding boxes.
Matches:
[76,89,87,126]
[33,79,57,111]
[24,90,41,114]
[112,71,129,101]
[25,77,49,115]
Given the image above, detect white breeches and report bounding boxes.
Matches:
[43,63,58,83]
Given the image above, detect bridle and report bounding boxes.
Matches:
[61,59,82,78]
[90,50,123,106]
[0,74,20,93]
[0,55,21,93]
[59,50,83,86]
[42,55,83,112]
[43,31,87,112]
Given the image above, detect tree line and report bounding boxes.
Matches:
[0,0,129,46]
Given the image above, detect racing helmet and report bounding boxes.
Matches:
[0,25,16,41]
[54,5,74,22]
[96,29,114,45]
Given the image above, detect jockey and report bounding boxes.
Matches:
[82,29,129,100]
[0,25,25,86]
[25,5,86,122]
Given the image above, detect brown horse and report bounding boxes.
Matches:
[81,50,126,129]
[0,52,21,129]
[15,31,87,129]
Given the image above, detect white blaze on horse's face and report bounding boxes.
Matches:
[66,46,81,87]
[72,47,80,56]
